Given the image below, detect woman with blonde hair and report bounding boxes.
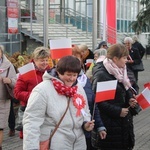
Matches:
[0,45,17,150]
[14,46,50,139]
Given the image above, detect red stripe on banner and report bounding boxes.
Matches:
[106,0,116,44]
[50,48,72,59]
[22,70,37,81]
[136,94,150,109]
[95,89,116,103]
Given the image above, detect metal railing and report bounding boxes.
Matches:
[19,4,130,46]
[0,33,21,55]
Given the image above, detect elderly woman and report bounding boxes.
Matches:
[86,48,107,80]
[23,56,94,150]
[14,46,50,139]
[0,45,17,150]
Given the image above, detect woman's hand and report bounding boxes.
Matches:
[99,130,107,139]
[84,120,95,131]
[120,108,129,117]
[129,98,137,108]
[3,77,12,84]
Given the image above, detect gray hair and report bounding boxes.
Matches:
[124,37,133,44]
[132,35,138,43]
[94,48,107,57]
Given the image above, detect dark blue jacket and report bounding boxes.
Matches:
[78,74,105,138]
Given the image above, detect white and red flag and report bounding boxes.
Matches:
[95,80,117,103]
[136,87,150,110]
[49,38,72,59]
[85,59,93,68]
[144,82,150,89]
[18,63,36,81]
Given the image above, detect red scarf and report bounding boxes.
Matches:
[52,79,77,97]
[52,78,86,116]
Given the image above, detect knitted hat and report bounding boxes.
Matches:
[96,41,108,49]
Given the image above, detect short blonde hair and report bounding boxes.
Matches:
[78,44,88,52]
[0,45,4,54]
[32,47,50,59]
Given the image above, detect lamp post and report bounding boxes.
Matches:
[43,0,49,47]
[92,0,97,51]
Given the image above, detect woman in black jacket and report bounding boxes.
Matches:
[92,43,137,150]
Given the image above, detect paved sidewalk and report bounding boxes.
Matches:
[2,56,150,150]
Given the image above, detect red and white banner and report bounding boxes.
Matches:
[7,7,19,18]
[49,38,72,59]
[8,18,18,33]
[95,80,117,103]
[18,63,37,81]
[7,0,18,34]
[136,87,150,110]
[7,0,18,7]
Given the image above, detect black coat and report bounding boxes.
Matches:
[132,41,145,58]
[92,63,135,150]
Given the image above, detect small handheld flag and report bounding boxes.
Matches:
[49,38,72,59]
[136,87,150,110]
[95,80,117,103]
[18,63,37,81]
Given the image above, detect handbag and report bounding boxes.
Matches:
[131,61,144,72]
[129,103,142,116]
[40,98,70,150]
[91,129,101,149]
[5,67,14,99]
[91,103,102,149]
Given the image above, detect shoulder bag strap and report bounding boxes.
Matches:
[49,98,70,141]
[6,67,10,77]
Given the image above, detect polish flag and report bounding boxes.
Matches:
[49,38,72,59]
[85,59,93,67]
[18,63,36,81]
[95,80,117,103]
[144,82,150,89]
[136,87,150,109]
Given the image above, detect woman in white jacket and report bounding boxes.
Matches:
[0,45,17,150]
[23,56,94,150]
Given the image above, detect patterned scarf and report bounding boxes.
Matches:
[103,58,131,90]
[52,79,77,98]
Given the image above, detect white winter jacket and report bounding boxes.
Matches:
[23,71,91,150]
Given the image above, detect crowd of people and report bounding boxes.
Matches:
[0,35,146,150]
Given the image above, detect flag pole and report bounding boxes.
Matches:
[92,102,96,120]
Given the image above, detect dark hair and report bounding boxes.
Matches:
[96,41,107,49]
[56,56,81,75]
[107,43,129,59]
